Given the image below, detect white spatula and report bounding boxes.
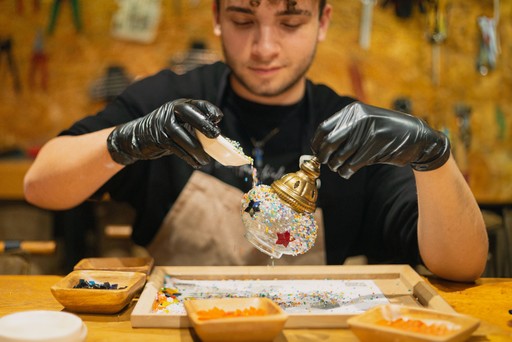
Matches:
[196,131,252,167]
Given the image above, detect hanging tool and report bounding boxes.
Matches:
[425,0,447,86]
[348,60,367,103]
[0,37,22,93]
[359,0,377,50]
[476,0,500,75]
[47,0,82,34]
[28,29,48,91]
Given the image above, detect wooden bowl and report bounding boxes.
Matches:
[184,297,288,342]
[347,304,480,342]
[73,257,154,276]
[50,270,146,314]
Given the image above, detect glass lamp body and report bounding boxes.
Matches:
[241,185,318,258]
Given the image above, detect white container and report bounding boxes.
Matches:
[0,310,87,342]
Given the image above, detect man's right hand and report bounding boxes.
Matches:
[107,99,223,168]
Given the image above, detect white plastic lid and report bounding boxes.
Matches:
[0,310,87,342]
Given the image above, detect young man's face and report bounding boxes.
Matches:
[213,0,331,105]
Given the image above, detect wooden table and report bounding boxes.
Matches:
[0,275,511,341]
[0,158,32,200]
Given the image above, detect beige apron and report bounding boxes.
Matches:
[147,171,326,266]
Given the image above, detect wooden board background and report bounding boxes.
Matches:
[1,0,511,202]
[130,265,454,328]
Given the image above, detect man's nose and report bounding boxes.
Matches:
[251,26,279,60]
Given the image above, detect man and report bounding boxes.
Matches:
[24,0,487,282]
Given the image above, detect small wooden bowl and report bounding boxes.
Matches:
[347,304,480,342]
[50,270,146,314]
[73,257,154,276]
[184,297,288,342]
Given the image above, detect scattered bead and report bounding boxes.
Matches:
[73,278,127,290]
[196,306,267,320]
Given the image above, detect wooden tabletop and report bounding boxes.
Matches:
[0,158,32,200]
[0,275,510,341]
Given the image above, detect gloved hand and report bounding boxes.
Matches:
[107,99,223,168]
[311,101,450,178]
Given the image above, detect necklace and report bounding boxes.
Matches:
[250,127,280,169]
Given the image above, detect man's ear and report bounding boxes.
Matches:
[212,1,221,36]
[318,4,332,42]
[214,25,221,36]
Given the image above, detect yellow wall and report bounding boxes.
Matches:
[0,0,511,202]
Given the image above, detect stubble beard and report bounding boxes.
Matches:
[223,43,317,100]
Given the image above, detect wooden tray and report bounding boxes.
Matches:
[51,270,146,314]
[347,304,480,342]
[184,298,288,342]
[131,265,454,329]
[74,257,154,276]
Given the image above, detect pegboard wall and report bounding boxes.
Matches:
[0,0,511,201]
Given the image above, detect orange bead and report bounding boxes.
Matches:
[196,306,268,320]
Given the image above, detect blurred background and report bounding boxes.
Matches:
[0,0,510,276]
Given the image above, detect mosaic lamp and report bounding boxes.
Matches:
[241,157,321,258]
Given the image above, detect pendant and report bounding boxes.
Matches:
[253,146,264,169]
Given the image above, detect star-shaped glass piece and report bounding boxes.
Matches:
[275,231,292,247]
[244,200,261,217]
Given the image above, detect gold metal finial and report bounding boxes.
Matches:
[270,156,320,213]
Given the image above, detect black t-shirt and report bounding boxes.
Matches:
[61,62,421,266]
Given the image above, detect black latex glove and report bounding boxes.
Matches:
[107,99,223,168]
[311,101,450,179]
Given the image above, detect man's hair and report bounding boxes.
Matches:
[215,0,327,18]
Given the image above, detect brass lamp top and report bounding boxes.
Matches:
[270,157,320,213]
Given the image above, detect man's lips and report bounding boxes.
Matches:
[248,66,281,75]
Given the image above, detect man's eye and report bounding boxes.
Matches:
[281,21,302,29]
[233,20,253,27]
